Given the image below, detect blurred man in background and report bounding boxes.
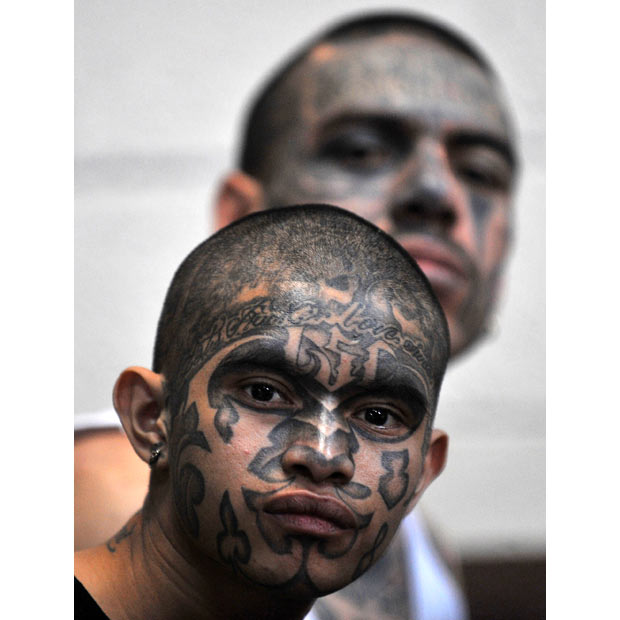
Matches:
[75,12,517,619]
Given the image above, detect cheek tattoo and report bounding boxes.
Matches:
[216,490,252,574]
[169,400,211,538]
[378,450,410,510]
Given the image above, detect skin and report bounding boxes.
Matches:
[74,430,149,550]
[75,273,447,619]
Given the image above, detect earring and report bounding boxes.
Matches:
[149,442,165,467]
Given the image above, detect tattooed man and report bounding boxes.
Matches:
[75,205,450,620]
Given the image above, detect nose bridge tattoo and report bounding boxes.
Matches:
[317,403,339,458]
[247,391,360,484]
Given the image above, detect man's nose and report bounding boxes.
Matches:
[281,416,356,484]
[388,137,466,235]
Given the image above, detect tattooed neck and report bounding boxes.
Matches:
[105,513,141,553]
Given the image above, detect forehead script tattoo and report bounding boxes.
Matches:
[169,276,445,421]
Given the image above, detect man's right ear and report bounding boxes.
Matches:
[214,171,265,230]
[113,367,168,468]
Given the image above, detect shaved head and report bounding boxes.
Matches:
[153,205,449,422]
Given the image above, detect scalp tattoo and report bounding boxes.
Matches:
[153,207,449,407]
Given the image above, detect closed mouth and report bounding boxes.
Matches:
[398,235,471,291]
[263,492,357,533]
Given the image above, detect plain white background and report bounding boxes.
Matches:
[75,0,545,557]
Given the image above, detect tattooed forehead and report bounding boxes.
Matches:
[180,282,440,399]
[191,332,432,434]
[302,34,510,135]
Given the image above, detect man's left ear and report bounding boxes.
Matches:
[113,367,169,468]
[406,429,449,515]
[214,170,266,230]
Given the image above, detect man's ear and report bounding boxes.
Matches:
[406,428,449,515]
[113,367,169,468]
[214,170,265,230]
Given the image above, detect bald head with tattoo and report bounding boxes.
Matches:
[75,205,449,619]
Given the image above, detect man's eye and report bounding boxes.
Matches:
[452,149,512,191]
[457,165,506,190]
[245,383,280,402]
[318,134,393,170]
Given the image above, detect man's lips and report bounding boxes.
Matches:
[398,236,469,291]
[263,492,357,536]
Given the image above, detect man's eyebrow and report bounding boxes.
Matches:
[210,337,431,410]
[212,338,293,375]
[449,131,518,171]
[216,356,301,379]
[336,379,429,413]
[217,357,430,415]
[314,113,517,169]
[315,112,412,140]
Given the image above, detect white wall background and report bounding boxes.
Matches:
[75,0,545,557]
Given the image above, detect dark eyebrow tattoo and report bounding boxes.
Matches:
[216,357,430,422]
[210,338,292,376]
[209,337,432,414]
[449,131,518,171]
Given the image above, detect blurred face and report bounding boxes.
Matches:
[256,32,516,355]
[166,277,446,596]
